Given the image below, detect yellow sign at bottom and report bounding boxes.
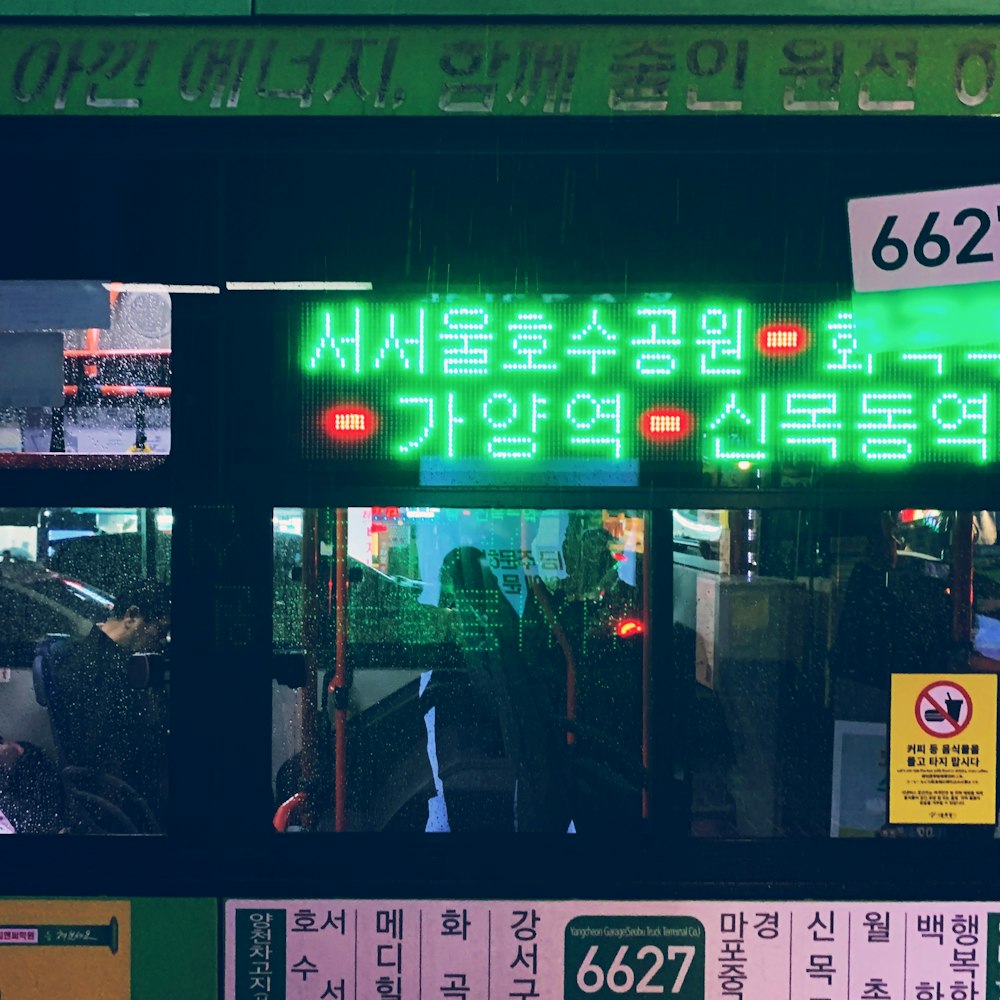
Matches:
[889,673,997,825]
[0,899,130,1000]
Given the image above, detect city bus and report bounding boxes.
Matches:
[3,10,1000,997]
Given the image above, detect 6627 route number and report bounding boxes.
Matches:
[848,183,1000,292]
[575,944,696,995]
[871,208,997,271]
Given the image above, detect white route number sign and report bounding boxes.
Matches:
[848,183,1000,292]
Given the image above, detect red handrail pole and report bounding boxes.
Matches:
[273,792,308,833]
[641,512,651,820]
[64,386,172,398]
[334,508,348,832]
[300,510,321,828]
[63,348,170,357]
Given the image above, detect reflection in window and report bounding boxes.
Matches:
[0,508,171,834]
[0,282,171,465]
[272,507,647,833]
[678,508,1000,840]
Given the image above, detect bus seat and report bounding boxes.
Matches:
[69,789,139,835]
[62,766,161,835]
[32,633,71,709]
[32,633,77,774]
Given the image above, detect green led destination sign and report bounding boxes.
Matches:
[298,295,1000,484]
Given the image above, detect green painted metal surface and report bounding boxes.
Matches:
[0,0,248,14]
[131,899,217,999]
[2,0,999,17]
[257,0,1000,14]
[2,22,999,116]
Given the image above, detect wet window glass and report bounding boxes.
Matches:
[0,282,170,467]
[680,508,1000,840]
[273,507,646,833]
[0,508,171,834]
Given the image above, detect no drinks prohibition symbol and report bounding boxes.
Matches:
[890,672,996,824]
[915,679,973,738]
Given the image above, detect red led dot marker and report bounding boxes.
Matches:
[321,404,378,442]
[640,407,694,441]
[757,323,808,356]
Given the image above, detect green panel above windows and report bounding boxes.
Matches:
[0,0,248,14]
[257,0,1000,14]
[3,23,1000,116]
[3,0,997,16]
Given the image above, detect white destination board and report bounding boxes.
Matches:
[226,898,999,1000]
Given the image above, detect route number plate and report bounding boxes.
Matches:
[848,183,1000,292]
[564,916,704,1000]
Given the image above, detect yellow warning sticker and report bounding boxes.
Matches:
[889,673,997,825]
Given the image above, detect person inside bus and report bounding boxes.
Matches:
[830,511,951,718]
[51,579,170,825]
[0,736,67,834]
[428,545,575,833]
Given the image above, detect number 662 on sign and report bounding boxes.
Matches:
[848,183,1000,293]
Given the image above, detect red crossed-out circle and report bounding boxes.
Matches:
[914,679,974,738]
